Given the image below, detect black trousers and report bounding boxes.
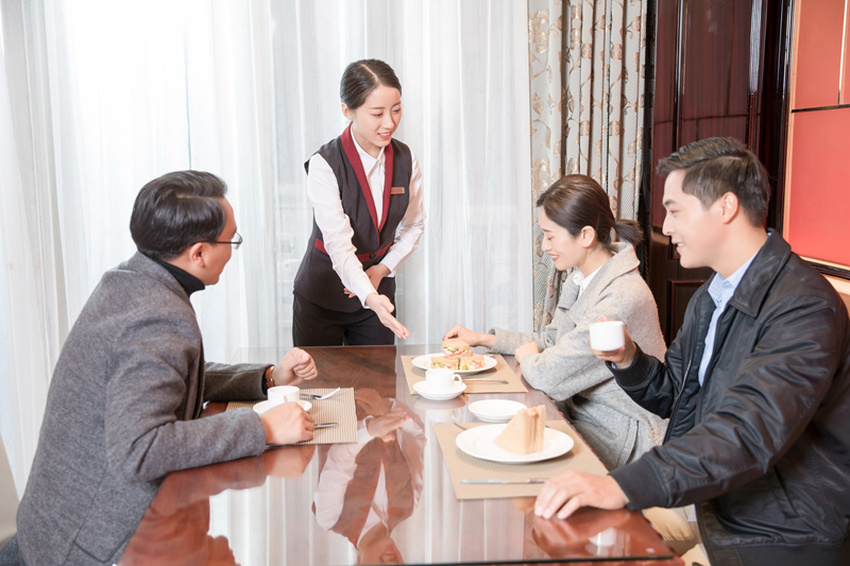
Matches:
[292,294,395,346]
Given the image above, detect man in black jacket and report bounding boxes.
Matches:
[535,138,850,565]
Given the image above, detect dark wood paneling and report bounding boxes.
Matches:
[668,279,706,341]
[644,0,793,342]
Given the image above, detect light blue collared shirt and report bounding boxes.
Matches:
[697,252,759,385]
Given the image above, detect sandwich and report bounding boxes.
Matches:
[430,356,459,370]
[493,405,545,454]
[442,338,472,358]
[457,354,486,371]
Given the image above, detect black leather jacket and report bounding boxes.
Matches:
[609,232,850,565]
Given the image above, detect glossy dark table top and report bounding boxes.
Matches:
[119,345,681,565]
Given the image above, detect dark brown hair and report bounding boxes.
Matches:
[536,175,643,248]
[340,59,402,110]
[657,137,770,227]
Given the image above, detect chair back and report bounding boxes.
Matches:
[0,434,18,547]
[841,291,850,318]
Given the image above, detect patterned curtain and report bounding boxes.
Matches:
[527,0,648,329]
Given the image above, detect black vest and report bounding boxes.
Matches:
[293,129,412,312]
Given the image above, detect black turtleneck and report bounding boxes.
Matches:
[147,254,206,296]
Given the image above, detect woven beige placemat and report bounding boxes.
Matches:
[434,420,607,500]
[227,387,356,445]
[401,354,527,395]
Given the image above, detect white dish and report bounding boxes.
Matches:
[413,380,467,401]
[411,353,498,374]
[455,424,574,464]
[468,400,527,423]
[253,399,311,414]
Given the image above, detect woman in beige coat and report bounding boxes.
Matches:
[445,175,667,470]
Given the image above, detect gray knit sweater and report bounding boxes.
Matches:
[491,243,667,469]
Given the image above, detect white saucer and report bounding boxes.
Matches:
[413,380,467,401]
[468,399,527,422]
[253,399,311,414]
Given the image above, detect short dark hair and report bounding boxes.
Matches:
[536,174,643,248]
[130,171,228,259]
[340,59,402,110]
[657,137,770,227]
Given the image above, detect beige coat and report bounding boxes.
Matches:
[491,243,667,470]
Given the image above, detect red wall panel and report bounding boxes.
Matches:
[792,0,844,109]
[786,107,850,267]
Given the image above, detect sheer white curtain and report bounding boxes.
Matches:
[267,0,533,343]
[0,0,531,497]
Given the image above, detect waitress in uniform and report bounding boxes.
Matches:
[293,59,425,346]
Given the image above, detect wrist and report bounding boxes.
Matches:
[482,333,496,349]
[263,365,276,393]
[364,292,380,309]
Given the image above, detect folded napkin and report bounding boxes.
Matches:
[227,387,357,445]
[402,354,527,395]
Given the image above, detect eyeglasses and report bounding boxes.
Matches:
[210,231,243,250]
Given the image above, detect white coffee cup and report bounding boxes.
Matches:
[425,368,463,392]
[589,320,625,351]
[268,385,300,406]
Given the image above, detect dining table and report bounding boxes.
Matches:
[118,344,683,566]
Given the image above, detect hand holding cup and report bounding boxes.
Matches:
[589,320,625,351]
[588,319,636,368]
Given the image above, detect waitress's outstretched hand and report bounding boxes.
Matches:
[365,293,410,339]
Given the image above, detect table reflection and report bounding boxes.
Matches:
[118,345,680,565]
[532,507,633,559]
[120,445,314,565]
[313,389,425,565]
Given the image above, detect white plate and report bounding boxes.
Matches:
[468,400,527,423]
[412,380,467,401]
[411,353,498,374]
[455,424,574,464]
[253,399,311,414]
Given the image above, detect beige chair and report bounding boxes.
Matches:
[680,543,711,566]
[0,434,18,547]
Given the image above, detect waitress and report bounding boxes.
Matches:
[293,59,425,346]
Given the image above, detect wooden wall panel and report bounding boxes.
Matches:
[646,0,786,342]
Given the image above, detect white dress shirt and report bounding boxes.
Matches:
[698,250,758,385]
[307,134,425,306]
[572,265,602,298]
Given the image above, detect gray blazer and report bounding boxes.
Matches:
[17,252,268,565]
[491,243,668,470]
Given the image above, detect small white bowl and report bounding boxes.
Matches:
[467,399,527,422]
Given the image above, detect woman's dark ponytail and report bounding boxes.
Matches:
[536,174,642,249]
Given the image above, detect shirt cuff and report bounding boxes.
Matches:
[606,344,654,388]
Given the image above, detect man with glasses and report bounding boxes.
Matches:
[7,171,317,565]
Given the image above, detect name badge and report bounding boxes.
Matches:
[390,186,405,195]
